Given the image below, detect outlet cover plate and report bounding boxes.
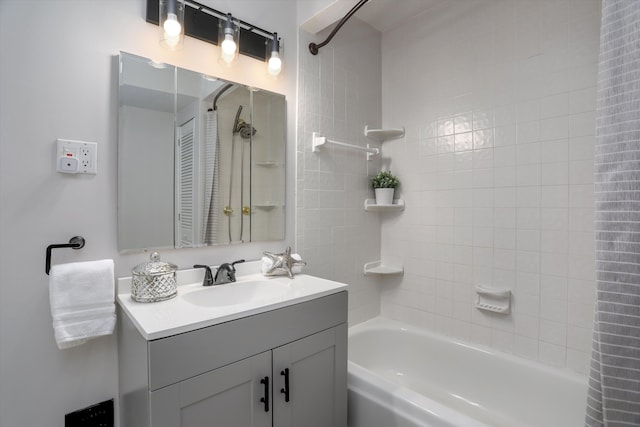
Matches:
[56,139,97,174]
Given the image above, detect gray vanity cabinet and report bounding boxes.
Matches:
[272,326,347,427]
[118,291,348,427]
[150,350,272,427]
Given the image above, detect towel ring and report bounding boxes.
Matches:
[45,236,86,275]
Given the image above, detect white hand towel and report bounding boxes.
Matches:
[49,259,116,349]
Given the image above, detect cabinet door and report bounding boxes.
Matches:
[150,351,272,427]
[272,324,347,427]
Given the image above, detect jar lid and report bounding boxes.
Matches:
[132,252,177,276]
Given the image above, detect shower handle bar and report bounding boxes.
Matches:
[312,132,379,160]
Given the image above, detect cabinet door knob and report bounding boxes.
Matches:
[259,376,270,412]
[280,368,290,402]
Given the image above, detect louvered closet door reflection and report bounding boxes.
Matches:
[176,118,195,247]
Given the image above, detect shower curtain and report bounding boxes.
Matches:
[202,110,220,244]
[586,1,640,426]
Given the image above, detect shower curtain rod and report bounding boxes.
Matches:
[308,0,370,55]
[211,83,234,111]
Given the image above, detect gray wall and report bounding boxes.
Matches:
[0,1,296,425]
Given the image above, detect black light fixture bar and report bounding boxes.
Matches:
[146,0,278,61]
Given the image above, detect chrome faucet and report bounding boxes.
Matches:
[213,259,245,285]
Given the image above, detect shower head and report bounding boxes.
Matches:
[236,119,257,139]
[233,105,257,138]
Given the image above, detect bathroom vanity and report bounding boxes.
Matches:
[117,268,348,427]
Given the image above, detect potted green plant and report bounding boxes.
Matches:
[371,170,399,205]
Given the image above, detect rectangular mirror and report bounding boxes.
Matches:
[118,52,286,252]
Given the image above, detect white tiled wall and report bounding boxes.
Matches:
[378,0,601,373]
[297,21,384,325]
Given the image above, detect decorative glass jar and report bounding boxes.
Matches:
[131,252,177,302]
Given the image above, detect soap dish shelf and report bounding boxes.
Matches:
[475,286,511,314]
[364,126,405,142]
[364,199,405,212]
[363,261,404,276]
[255,161,279,167]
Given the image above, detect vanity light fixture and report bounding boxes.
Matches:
[266,32,282,77]
[159,0,184,50]
[219,13,239,65]
[147,0,283,72]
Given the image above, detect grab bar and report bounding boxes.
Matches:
[312,132,379,160]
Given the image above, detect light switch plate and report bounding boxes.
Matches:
[56,139,97,174]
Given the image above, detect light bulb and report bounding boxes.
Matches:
[221,34,236,55]
[163,13,181,37]
[267,52,282,76]
[220,33,236,64]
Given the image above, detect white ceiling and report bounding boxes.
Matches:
[300,0,443,34]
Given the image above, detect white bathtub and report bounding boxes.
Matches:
[348,317,588,427]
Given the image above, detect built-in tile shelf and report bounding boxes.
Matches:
[363,261,404,276]
[364,198,405,212]
[364,126,405,142]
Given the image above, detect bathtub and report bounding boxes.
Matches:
[347,317,588,427]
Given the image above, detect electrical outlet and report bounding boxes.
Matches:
[78,144,96,173]
[56,139,97,174]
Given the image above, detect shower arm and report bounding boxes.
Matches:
[308,0,369,55]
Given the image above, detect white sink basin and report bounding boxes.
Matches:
[117,267,348,340]
[182,280,289,307]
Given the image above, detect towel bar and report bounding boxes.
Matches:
[311,132,380,160]
[45,236,86,275]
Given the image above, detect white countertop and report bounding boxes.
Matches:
[117,262,348,340]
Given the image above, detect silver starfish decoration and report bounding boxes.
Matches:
[263,247,306,278]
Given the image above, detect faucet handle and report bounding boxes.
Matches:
[213,260,246,284]
[227,259,245,281]
[193,264,214,286]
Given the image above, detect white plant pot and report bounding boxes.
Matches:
[374,188,394,205]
